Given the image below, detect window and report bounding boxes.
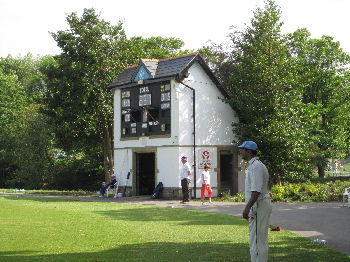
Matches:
[161,92,170,102]
[122,99,130,108]
[161,102,170,110]
[139,94,151,107]
[122,90,130,98]
[124,113,130,122]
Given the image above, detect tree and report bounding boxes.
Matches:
[201,0,315,183]
[45,8,189,182]
[288,29,350,177]
[0,55,54,188]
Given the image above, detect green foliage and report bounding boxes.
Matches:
[201,0,350,183]
[270,180,350,202]
[0,55,55,189]
[287,29,350,177]
[45,8,126,168]
[126,36,190,62]
[202,0,315,183]
[45,8,190,181]
[270,184,285,201]
[218,191,245,202]
[46,151,104,191]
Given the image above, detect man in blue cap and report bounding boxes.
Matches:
[180,156,191,203]
[238,141,271,262]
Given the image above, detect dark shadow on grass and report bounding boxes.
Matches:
[94,207,246,226]
[1,237,349,262]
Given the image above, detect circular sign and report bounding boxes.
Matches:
[202,150,210,159]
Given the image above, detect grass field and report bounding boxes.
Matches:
[0,195,349,262]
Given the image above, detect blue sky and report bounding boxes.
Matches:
[0,0,349,57]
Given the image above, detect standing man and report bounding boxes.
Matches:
[180,156,191,204]
[238,141,271,262]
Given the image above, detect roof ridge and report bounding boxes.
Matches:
[126,53,199,69]
[157,52,199,62]
[140,52,199,63]
[141,58,159,62]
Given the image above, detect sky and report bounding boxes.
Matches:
[0,0,349,58]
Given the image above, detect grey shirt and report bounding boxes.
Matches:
[245,157,270,204]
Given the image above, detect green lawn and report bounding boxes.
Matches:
[0,196,349,262]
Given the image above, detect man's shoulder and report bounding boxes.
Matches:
[182,163,190,169]
[250,158,266,170]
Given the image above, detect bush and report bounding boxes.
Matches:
[270,185,285,201]
[218,191,245,202]
[270,180,350,202]
[44,156,104,191]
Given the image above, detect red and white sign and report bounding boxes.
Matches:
[199,149,211,168]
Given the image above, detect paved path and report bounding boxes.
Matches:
[2,193,350,256]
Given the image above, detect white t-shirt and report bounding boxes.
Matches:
[245,157,270,204]
[180,162,191,180]
[201,170,210,185]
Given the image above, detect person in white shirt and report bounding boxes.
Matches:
[200,163,213,205]
[238,141,271,262]
[180,156,191,203]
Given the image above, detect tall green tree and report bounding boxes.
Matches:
[45,8,189,182]
[288,29,350,177]
[0,55,54,188]
[201,0,314,183]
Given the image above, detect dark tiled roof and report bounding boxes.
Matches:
[154,54,195,78]
[108,53,198,89]
[111,65,138,87]
[107,52,229,99]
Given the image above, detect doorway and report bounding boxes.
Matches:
[220,151,237,194]
[135,152,155,195]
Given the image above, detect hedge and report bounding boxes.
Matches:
[270,180,350,202]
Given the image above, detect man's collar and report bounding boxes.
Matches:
[248,157,259,165]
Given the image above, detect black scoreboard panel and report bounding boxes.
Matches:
[121,81,171,138]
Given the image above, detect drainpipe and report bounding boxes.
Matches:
[175,74,197,198]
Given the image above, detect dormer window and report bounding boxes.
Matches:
[134,65,151,82]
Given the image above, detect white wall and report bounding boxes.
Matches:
[114,149,133,186]
[177,61,239,147]
[156,147,180,187]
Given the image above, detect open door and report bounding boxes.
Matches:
[135,152,155,195]
[220,150,237,194]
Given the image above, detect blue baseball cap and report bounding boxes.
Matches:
[181,156,188,160]
[237,141,258,151]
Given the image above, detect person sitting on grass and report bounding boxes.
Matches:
[99,174,117,197]
[109,175,117,189]
[99,182,107,197]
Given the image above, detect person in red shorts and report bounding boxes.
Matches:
[200,163,213,205]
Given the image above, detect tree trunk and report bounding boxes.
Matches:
[317,164,325,178]
[99,114,114,183]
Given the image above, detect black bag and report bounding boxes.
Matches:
[151,182,163,199]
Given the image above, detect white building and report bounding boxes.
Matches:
[108,53,244,199]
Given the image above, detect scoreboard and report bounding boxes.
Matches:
[120,81,171,138]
